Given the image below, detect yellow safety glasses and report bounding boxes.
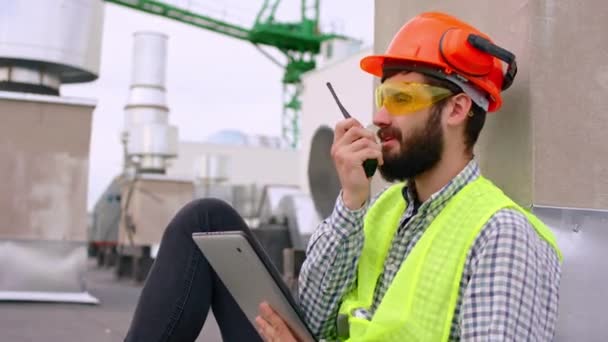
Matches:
[375,81,454,116]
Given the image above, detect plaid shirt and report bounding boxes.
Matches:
[298,159,561,341]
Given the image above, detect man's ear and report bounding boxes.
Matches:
[445,93,472,126]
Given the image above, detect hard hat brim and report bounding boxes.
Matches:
[360,55,447,79]
[359,55,385,78]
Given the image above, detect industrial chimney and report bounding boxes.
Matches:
[123,31,178,174]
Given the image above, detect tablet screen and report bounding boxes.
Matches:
[192,230,316,342]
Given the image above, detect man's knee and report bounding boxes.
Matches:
[168,197,241,235]
[183,197,236,216]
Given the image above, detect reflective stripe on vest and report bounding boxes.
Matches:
[336,176,562,341]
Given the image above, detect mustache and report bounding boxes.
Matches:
[378,126,403,141]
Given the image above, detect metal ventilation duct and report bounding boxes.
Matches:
[307,125,341,218]
[196,154,230,183]
[124,32,178,174]
[276,194,321,250]
[0,0,103,94]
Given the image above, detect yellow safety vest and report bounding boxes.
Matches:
[336,176,562,341]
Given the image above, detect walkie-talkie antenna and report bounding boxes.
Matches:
[326,82,351,119]
[325,81,378,178]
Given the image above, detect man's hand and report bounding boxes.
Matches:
[331,118,383,210]
[256,302,299,342]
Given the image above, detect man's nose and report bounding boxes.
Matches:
[372,107,392,127]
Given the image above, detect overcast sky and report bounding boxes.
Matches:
[60,0,374,209]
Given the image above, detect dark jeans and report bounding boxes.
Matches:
[124,198,264,342]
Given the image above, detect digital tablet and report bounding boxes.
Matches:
[192,230,316,342]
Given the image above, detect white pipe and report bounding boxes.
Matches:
[124,31,178,173]
[131,32,167,89]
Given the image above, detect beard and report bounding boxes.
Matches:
[378,107,444,182]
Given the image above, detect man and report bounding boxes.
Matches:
[257,11,562,341]
[125,11,562,342]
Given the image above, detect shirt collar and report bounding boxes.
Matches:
[402,159,481,215]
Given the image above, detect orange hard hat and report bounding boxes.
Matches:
[360,12,517,112]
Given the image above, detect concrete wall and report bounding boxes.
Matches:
[0,92,94,241]
[530,1,608,208]
[300,48,375,196]
[373,0,608,210]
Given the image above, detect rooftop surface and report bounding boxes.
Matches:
[0,259,223,342]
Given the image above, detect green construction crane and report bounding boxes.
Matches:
[105,0,353,149]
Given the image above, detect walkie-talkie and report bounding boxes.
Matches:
[326,82,378,178]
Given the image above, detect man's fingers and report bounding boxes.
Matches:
[332,127,374,159]
[255,316,274,342]
[344,136,381,154]
[260,302,289,334]
[354,148,383,167]
[338,126,377,147]
[333,137,382,166]
[334,118,362,143]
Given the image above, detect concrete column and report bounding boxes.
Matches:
[0,93,98,303]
